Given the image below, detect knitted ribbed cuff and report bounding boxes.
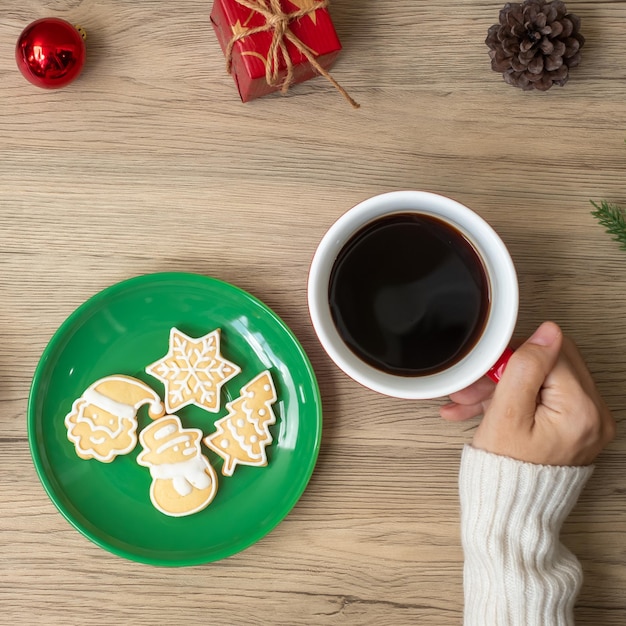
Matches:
[460,445,594,626]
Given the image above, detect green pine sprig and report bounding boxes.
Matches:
[591,200,626,251]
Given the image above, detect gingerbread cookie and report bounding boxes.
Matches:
[146,327,241,414]
[204,371,277,476]
[137,415,218,517]
[65,375,165,463]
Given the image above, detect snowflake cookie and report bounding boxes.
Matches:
[146,327,241,414]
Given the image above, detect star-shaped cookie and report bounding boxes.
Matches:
[146,327,241,414]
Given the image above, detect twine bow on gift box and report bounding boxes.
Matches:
[224,0,360,108]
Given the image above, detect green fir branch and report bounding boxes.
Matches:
[591,200,626,251]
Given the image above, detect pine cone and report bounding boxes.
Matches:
[486,0,585,91]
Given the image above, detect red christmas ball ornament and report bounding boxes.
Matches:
[15,18,86,89]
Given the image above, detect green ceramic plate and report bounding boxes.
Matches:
[28,272,322,566]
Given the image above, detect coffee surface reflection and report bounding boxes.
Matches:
[328,213,490,376]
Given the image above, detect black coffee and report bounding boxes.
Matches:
[328,213,490,376]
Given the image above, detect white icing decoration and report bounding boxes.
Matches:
[173,475,192,496]
[148,457,212,496]
[154,424,177,440]
[76,410,124,439]
[156,435,192,455]
[83,388,135,420]
[226,419,263,460]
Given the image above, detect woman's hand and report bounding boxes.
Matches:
[440,321,616,466]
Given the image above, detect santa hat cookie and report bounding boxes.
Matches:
[137,415,218,517]
[65,375,165,463]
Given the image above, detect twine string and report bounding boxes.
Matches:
[224,0,359,108]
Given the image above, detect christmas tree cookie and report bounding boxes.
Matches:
[137,415,218,517]
[65,375,165,463]
[146,327,241,414]
[204,371,277,476]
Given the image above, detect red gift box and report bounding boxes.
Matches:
[211,0,344,103]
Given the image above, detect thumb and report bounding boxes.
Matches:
[488,321,563,423]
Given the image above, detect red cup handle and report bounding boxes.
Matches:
[486,347,515,383]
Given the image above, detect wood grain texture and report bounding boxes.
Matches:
[1,0,625,624]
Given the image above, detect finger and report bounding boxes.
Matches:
[539,337,603,412]
[509,337,526,350]
[440,401,485,421]
[540,340,615,438]
[560,337,600,396]
[488,321,563,424]
[448,376,496,406]
[559,339,616,439]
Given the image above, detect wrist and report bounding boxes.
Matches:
[460,445,595,625]
[460,445,594,552]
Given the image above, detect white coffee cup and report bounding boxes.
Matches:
[307,191,519,399]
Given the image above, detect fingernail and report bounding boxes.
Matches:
[528,322,561,347]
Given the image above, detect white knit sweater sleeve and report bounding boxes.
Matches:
[459,445,594,626]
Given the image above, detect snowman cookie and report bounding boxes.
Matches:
[137,415,218,517]
[65,375,165,463]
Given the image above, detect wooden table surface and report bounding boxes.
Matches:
[1,1,625,624]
